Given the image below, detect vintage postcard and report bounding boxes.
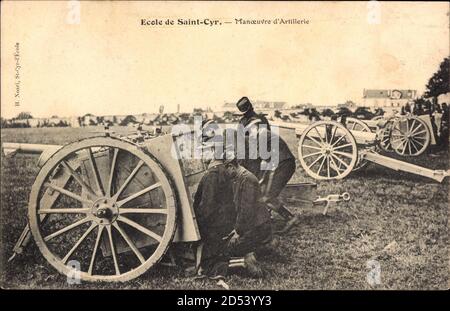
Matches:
[1,0,449,295]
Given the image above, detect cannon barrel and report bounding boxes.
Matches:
[2,142,63,167]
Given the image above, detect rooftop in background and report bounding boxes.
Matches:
[223,100,287,110]
[363,89,417,99]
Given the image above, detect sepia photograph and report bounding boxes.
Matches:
[0,0,449,296]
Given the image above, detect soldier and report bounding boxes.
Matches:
[192,157,236,278]
[234,97,300,231]
[439,103,449,151]
[222,154,274,277]
[245,119,300,232]
[194,122,264,278]
[235,97,271,178]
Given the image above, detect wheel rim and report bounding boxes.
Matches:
[28,137,177,282]
[379,117,397,152]
[298,121,358,180]
[345,117,371,133]
[344,118,371,171]
[390,117,430,156]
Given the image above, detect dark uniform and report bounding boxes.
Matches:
[238,115,271,178]
[235,97,271,178]
[440,104,449,151]
[260,129,296,206]
[227,167,272,257]
[193,161,236,275]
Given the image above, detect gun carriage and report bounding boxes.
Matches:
[3,128,345,282]
[271,118,448,182]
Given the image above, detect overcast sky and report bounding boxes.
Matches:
[1,1,449,118]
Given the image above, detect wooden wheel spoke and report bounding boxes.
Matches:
[62,222,97,264]
[87,148,104,196]
[305,135,323,148]
[38,208,90,214]
[61,161,97,197]
[331,154,349,168]
[328,155,342,173]
[316,156,327,175]
[113,222,145,264]
[44,217,91,241]
[88,225,104,275]
[302,144,322,151]
[329,125,338,145]
[314,127,325,144]
[107,148,119,197]
[302,151,322,159]
[119,208,167,214]
[106,226,120,275]
[410,123,423,135]
[411,130,427,137]
[331,134,346,147]
[410,137,424,149]
[44,183,92,204]
[113,160,144,200]
[307,154,324,169]
[409,120,417,133]
[116,182,161,206]
[400,140,408,155]
[118,216,162,242]
[411,135,427,141]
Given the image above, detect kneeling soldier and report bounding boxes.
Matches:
[222,154,274,277]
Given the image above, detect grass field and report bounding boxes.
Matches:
[1,126,448,289]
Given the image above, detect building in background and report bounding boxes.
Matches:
[362,89,417,108]
[223,99,287,111]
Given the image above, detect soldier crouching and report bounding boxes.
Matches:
[221,154,275,277]
[193,142,275,278]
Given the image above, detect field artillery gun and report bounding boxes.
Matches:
[272,119,449,182]
[2,129,348,282]
[344,114,439,156]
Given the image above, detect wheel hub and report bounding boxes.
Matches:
[322,144,333,154]
[91,198,119,225]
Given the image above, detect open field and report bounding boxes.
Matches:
[1,126,448,289]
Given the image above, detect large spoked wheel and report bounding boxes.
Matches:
[28,137,177,282]
[298,121,358,180]
[390,116,430,156]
